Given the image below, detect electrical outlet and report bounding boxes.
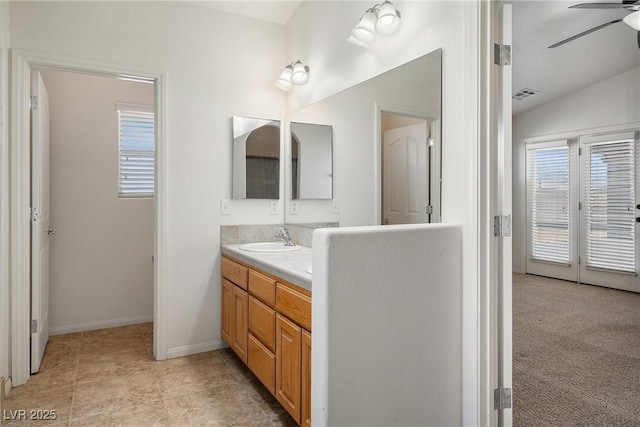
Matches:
[332,199,340,214]
[220,199,230,216]
[269,201,279,215]
[290,201,298,215]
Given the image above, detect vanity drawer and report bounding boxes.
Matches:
[276,283,311,331]
[222,257,248,290]
[248,333,275,395]
[249,270,276,307]
[249,296,276,352]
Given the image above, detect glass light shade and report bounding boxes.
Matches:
[346,34,371,47]
[291,62,309,85]
[623,10,640,31]
[375,1,402,36]
[275,66,293,91]
[351,9,377,45]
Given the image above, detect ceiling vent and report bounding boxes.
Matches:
[512,88,539,101]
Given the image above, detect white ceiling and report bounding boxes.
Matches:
[192,0,301,25]
[508,0,640,115]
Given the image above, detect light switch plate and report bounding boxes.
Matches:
[332,199,340,214]
[220,199,230,216]
[269,201,278,215]
[290,201,298,215]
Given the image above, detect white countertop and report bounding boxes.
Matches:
[221,243,312,292]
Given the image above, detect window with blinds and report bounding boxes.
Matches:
[118,108,154,197]
[583,138,636,273]
[527,144,571,263]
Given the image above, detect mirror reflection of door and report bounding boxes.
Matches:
[381,112,433,225]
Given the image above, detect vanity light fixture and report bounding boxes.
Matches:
[275,60,309,91]
[623,10,640,31]
[347,0,402,48]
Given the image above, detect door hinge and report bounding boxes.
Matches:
[426,205,434,215]
[494,44,511,66]
[494,387,512,410]
[579,256,582,265]
[578,147,582,156]
[29,96,38,110]
[30,207,38,223]
[31,320,38,334]
[579,202,582,211]
[494,215,512,237]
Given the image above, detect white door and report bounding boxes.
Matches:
[382,122,430,225]
[525,140,579,282]
[579,132,640,293]
[496,4,513,427]
[30,70,51,373]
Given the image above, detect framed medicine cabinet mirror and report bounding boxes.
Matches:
[232,116,280,199]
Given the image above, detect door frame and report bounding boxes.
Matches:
[10,49,168,386]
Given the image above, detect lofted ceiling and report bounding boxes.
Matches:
[508,0,640,116]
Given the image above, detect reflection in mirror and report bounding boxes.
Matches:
[232,116,280,199]
[291,122,333,200]
[284,49,442,226]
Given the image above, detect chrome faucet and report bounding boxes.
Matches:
[274,227,295,247]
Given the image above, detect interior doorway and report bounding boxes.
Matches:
[10,50,167,387]
[29,68,157,374]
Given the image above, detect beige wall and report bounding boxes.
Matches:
[10,0,286,357]
[40,70,155,334]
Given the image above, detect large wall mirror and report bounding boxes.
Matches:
[284,49,442,226]
[232,116,280,199]
[291,122,333,200]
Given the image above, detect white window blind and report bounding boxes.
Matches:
[118,109,154,197]
[583,138,636,273]
[527,143,570,263]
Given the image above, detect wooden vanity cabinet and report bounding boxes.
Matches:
[301,329,312,427]
[221,255,311,426]
[221,276,248,364]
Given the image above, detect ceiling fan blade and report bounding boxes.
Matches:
[548,19,623,48]
[570,2,635,9]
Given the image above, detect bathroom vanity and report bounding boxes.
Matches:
[220,244,312,426]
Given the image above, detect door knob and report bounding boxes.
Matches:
[637,204,640,210]
[47,228,56,235]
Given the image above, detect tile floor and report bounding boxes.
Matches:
[2,323,297,427]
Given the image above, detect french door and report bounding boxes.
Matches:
[526,130,640,292]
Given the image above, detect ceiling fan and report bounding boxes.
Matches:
[548,0,640,48]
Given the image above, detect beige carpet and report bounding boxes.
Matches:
[513,273,640,426]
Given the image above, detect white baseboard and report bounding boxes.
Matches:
[48,315,153,336]
[166,340,228,359]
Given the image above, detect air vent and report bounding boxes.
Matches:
[512,88,539,101]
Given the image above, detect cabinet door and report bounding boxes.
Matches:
[248,333,276,394]
[301,329,312,427]
[221,278,233,345]
[232,285,249,363]
[276,314,301,424]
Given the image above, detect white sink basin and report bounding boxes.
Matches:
[239,242,301,252]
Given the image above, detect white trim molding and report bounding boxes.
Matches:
[48,315,154,336]
[166,340,229,359]
[9,49,168,386]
